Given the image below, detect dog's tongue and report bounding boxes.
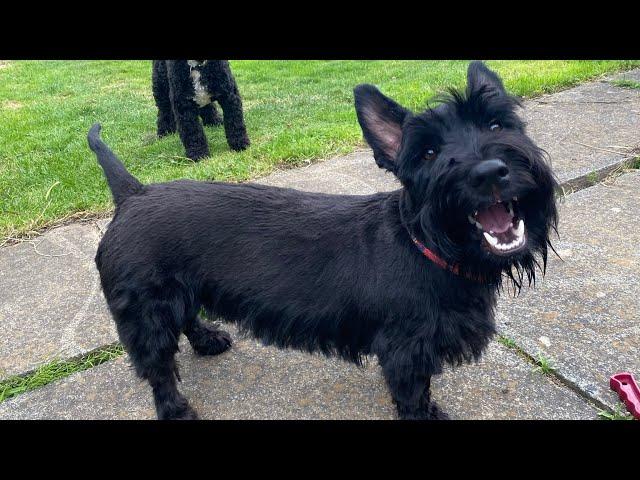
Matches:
[476,203,513,233]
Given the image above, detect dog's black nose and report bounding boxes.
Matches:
[469,159,510,191]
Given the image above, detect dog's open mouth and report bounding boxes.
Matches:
[468,198,526,256]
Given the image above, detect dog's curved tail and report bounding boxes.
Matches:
[88,123,143,206]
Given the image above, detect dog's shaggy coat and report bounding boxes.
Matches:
[152,60,249,160]
[89,62,558,419]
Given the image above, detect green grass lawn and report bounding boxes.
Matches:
[1,60,638,242]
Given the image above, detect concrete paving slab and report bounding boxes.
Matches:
[0,329,598,420]
[523,77,640,185]
[0,222,116,380]
[607,68,640,84]
[497,171,640,410]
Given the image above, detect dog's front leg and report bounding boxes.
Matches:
[148,369,199,421]
[376,336,450,420]
[393,377,450,420]
[166,60,210,160]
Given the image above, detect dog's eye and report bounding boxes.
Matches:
[489,121,502,132]
[424,148,438,161]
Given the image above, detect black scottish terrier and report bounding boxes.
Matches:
[152,60,250,160]
[89,62,557,420]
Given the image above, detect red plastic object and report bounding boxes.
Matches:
[609,372,640,419]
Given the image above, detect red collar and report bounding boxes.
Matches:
[410,235,461,275]
[410,235,486,283]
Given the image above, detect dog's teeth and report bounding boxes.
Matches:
[516,219,524,237]
[483,232,498,247]
[468,215,483,230]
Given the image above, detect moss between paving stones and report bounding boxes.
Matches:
[0,344,124,403]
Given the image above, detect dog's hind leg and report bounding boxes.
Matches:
[152,60,177,137]
[209,61,250,151]
[184,315,233,356]
[112,282,199,420]
[166,60,210,161]
[199,103,223,127]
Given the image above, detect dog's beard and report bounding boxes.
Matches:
[405,160,558,292]
[420,204,555,292]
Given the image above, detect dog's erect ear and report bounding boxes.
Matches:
[467,61,506,95]
[354,84,410,173]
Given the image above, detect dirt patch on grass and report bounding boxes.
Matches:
[2,100,23,110]
[0,61,10,69]
[100,81,129,92]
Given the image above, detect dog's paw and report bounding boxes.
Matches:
[425,401,450,420]
[176,405,199,420]
[158,397,199,420]
[189,327,233,356]
[186,148,210,161]
[228,136,250,151]
[397,401,450,420]
[168,405,199,421]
